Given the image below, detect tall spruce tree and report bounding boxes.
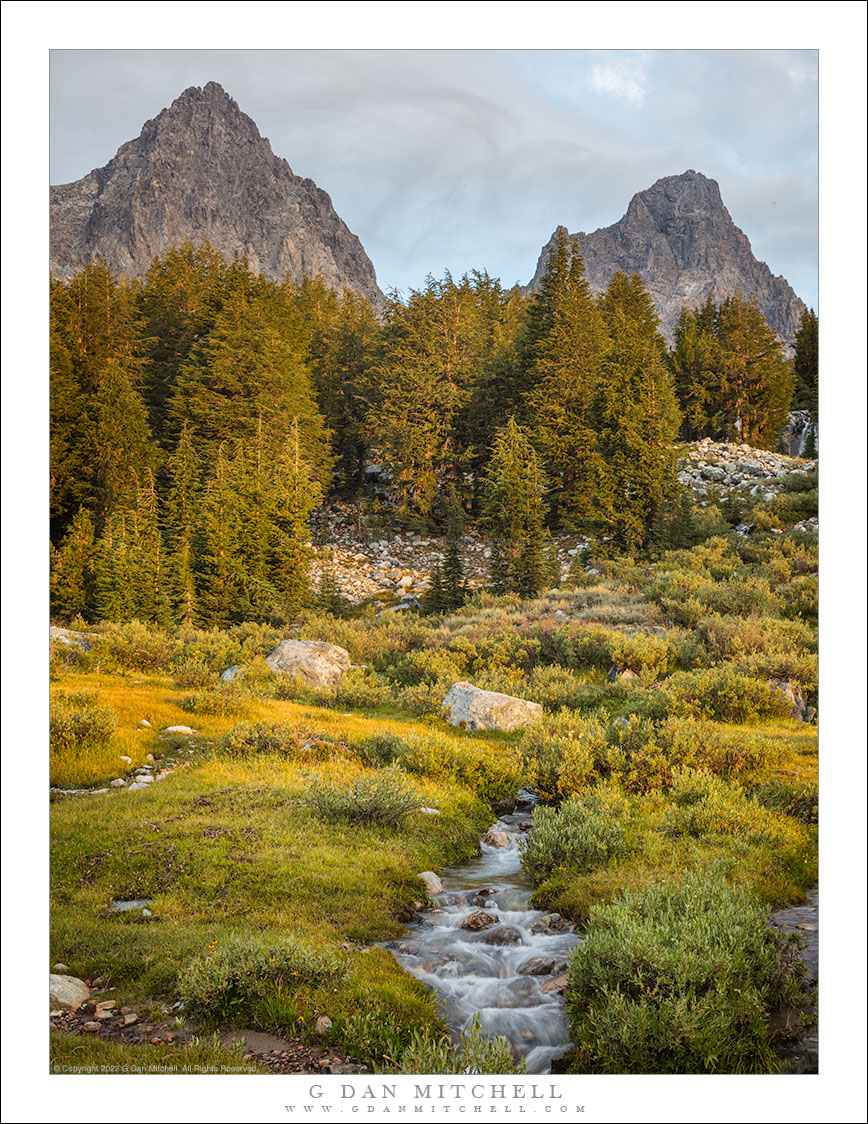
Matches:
[482,418,548,597]
[716,293,794,447]
[442,487,467,610]
[792,307,818,420]
[593,273,682,552]
[525,237,608,529]
[50,507,96,621]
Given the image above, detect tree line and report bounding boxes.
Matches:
[50,236,817,624]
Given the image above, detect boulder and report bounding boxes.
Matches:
[477,925,523,946]
[483,829,512,848]
[461,910,497,932]
[49,974,90,1011]
[49,626,94,651]
[771,680,807,721]
[441,682,542,732]
[607,665,640,684]
[418,871,443,895]
[265,640,351,687]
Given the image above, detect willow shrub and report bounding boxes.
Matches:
[566,873,806,1073]
[302,766,421,828]
[179,936,346,1026]
[521,788,630,883]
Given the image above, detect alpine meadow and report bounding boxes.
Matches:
[47,70,820,1084]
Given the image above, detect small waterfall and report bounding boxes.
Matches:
[384,791,580,1073]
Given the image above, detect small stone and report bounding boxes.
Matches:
[82,1021,102,1033]
[119,755,132,765]
[110,778,126,788]
[139,719,151,728]
[461,910,497,932]
[145,753,155,763]
[483,829,511,848]
[50,1010,64,1018]
[50,974,90,1011]
[419,806,440,816]
[53,963,69,974]
[540,973,569,994]
[315,1015,333,1035]
[418,871,443,895]
[163,726,197,735]
[797,923,817,931]
[150,1037,161,1045]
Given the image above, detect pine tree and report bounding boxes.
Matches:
[423,562,447,615]
[371,273,489,517]
[442,487,467,609]
[196,445,246,628]
[170,285,332,489]
[50,507,96,621]
[525,239,608,528]
[269,420,323,620]
[164,423,200,625]
[128,470,171,625]
[716,293,794,447]
[792,307,819,420]
[93,511,135,621]
[482,418,548,597]
[593,273,682,552]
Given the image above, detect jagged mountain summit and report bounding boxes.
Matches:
[527,170,806,343]
[49,82,383,307]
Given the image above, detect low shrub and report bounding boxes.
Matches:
[521,788,630,883]
[566,873,806,1073]
[664,769,807,848]
[664,667,793,723]
[222,722,346,763]
[91,620,178,672]
[180,687,250,718]
[50,692,117,756]
[302,766,421,828]
[179,936,346,1026]
[339,1011,526,1074]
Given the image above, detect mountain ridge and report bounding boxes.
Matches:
[526,170,806,343]
[49,82,384,307]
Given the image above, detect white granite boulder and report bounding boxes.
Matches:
[441,682,542,732]
[265,640,351,687]
[49,974,90,1011]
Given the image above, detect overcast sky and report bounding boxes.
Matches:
[49,48,818,308]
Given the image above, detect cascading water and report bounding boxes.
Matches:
[383,791,581,1073]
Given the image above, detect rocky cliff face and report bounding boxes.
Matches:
[50,82,383,307]
[527,171,805,343]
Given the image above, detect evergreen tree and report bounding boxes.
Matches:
[371,273,490,517]
[196,445,246,628]
[670,296,729,441]
[716,293,794,447]
[525,239,608,528]
[93,511,135,622]
[170,285,332,489]
[50,507,96,621]
[482,418,548,597]
[164,423,200,625]
[442,487,467,610]
[423,562,447,615]
[92,357,155,522]
[792,307,818,419]
[139,240,231,441]
[127,470,171,625]
[269,419,323,619]
[541,530,561,590]
[593,273,682,552]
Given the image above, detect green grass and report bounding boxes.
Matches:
[49,527,819,1075]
